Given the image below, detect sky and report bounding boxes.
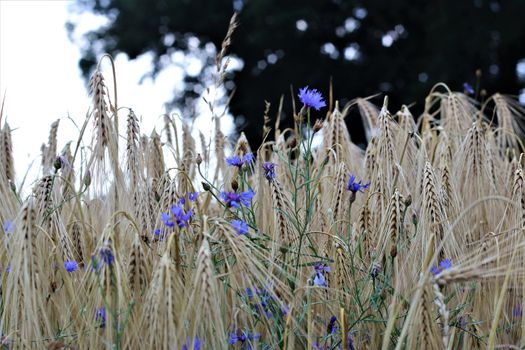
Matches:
[0,0,234,191]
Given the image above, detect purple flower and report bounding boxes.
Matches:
[298,86,326,111]
[348,332,355,350]
[314,273,327,287]
[327,315,337,334]
[245,285,277,318]
[262,162,276,181]
[439,258,452,270]
[99,243,114,266]
[64,260,78,272]
[232,219,249,235]
[430,266,441,275]
[3,220,13,236]
[228,331,260,345]
[170,204,193,228]
[313,263,330,287]
[229,332,244,345]
[243,153,254,163]
[281,304,289,316]
[226,153,254,168]
[430,258,452,275]
[178,192,198,205]
[220,190,254,208]
[182,337,201,350]
[154,228,162,236]
[5,265,10,273]
[463,82,475,95]
[314,262,331,273]
[161,212,175,228]
[95,307,106,328]
[346,174,370,193]
[513,305,523,318]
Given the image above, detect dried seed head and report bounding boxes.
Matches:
[287,136,297,149]
[231,179,239,191]
[294,112,304,124]
[313,118,323,133]
[53,156,62,171]
[411,210,418,225]
[404,194,412,207]
[196,153,203,165]
[83,170,92,188]
[237,139,248,153]
[390,245,397,259]
[349,191,356,204]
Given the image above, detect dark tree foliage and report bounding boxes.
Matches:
[71,0,525,147]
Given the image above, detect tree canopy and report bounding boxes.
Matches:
[71,0,525,146]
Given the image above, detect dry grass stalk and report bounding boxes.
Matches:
[126,109,141,183]
[0,123,14,183]
[422,161,446,260]
[355,97,380,141]
[90,70,112,160]
[270,177,297,251]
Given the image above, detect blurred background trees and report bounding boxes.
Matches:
[70,0,525,147]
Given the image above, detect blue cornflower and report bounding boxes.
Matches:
[154,228,162,236]
[281,304,290,316]
[229,332,246,345]
[178,192,198,205]
[188,191,198,202]
[430,258,452,276]
[226,153,254,168]
[314,262,331,274]
[229,331,261,345]
[440,258,452,270]
[513,305,523,318]
[6,265,10,273]
[64,260,78,272]
[246,285,277,318]
[220,190,254,208]
[314,274,327,287]
[262,162,276,181]
[170,204,193,228]
[463,82,475,95]
[3,220,13,236]
[430,266,441,275]
[161,212,175,228]
[99,243,114,266]
[95,307,106,328]
[313,263,331,287]
[298,86,326,111]
[346,174,370,193]
[182,337,201,350]
[327,315,337,334]
[348,332,355,350]
[232,219,249,235]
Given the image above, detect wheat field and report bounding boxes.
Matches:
[2,18,525,350]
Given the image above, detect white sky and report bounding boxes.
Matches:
[0,0,234,190]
